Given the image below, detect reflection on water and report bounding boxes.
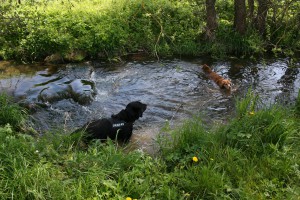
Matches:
[0,58,299,153]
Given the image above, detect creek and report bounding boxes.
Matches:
[0,57,299,154]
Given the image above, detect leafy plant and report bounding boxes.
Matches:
[235,88,260,117]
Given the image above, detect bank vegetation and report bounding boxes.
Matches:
[0,0,299,62]
[0,90,300,199]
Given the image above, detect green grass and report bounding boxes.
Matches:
[158,89,300,199]
[0,91,300,199]
[0,93,27,129]
[1,0,299,61]
[0,0,204,62]
[296,89,300,116]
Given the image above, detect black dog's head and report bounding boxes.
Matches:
[112,101,147,122]
[126,101,147,120]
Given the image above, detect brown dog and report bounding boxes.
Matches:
[202,64,232,90]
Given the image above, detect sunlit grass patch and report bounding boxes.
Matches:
[220,106,291,156]
[0,92,27,129]
[158,90,300,199]
[0,91,300,199]
[158,117,216,168]
[1,0,204,61]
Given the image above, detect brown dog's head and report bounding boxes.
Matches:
[220,79,232,90]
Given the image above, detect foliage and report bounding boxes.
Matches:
[221,106,290,156]
[0,0,299,62]
[0,0,203,62]
[0,92,300,199]
[203,25,266,59]
[267,0,300,56]
[159,91,300,199]
[295,88,300,116]
[0,126,167,199]
[0,92,27,129]
[235,88,260,118]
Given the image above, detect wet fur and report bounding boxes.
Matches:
[202,64,232,90]
[73,101,147,143]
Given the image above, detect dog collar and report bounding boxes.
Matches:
[112,122,125,128]
[108,118,127,128]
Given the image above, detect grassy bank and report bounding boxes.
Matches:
[0,91,300,199]
[0,0,204,62]
[1,0,299,62]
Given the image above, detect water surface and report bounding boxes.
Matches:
[1,58,299,153]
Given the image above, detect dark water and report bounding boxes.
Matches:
[1,58,299,153]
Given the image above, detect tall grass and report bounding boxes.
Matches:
[0,126,162,199]
[0,93,27,129]
[0,0,203,61]
[0,92,299,199]
[295,88,300,116]
[235,88,260,117]
[2,0,299,61]
[159,90,300,199]
[222,89,292,156]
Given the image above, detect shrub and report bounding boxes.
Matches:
[0,0,204,61]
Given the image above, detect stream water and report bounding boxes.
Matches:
[0,57,299,154]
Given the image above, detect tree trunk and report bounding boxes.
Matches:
[234,0,247,35]
[248,0,255,23]
[205,0,217,40]
[255,0,269,36]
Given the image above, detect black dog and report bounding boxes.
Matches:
[73,101,147,143]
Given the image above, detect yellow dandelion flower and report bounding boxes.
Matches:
[192,156,198,162]
[249,111,255,115]
[185,193,190,197]
[126,197,132,200]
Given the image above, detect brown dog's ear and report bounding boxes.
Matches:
[202,64,212,73]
